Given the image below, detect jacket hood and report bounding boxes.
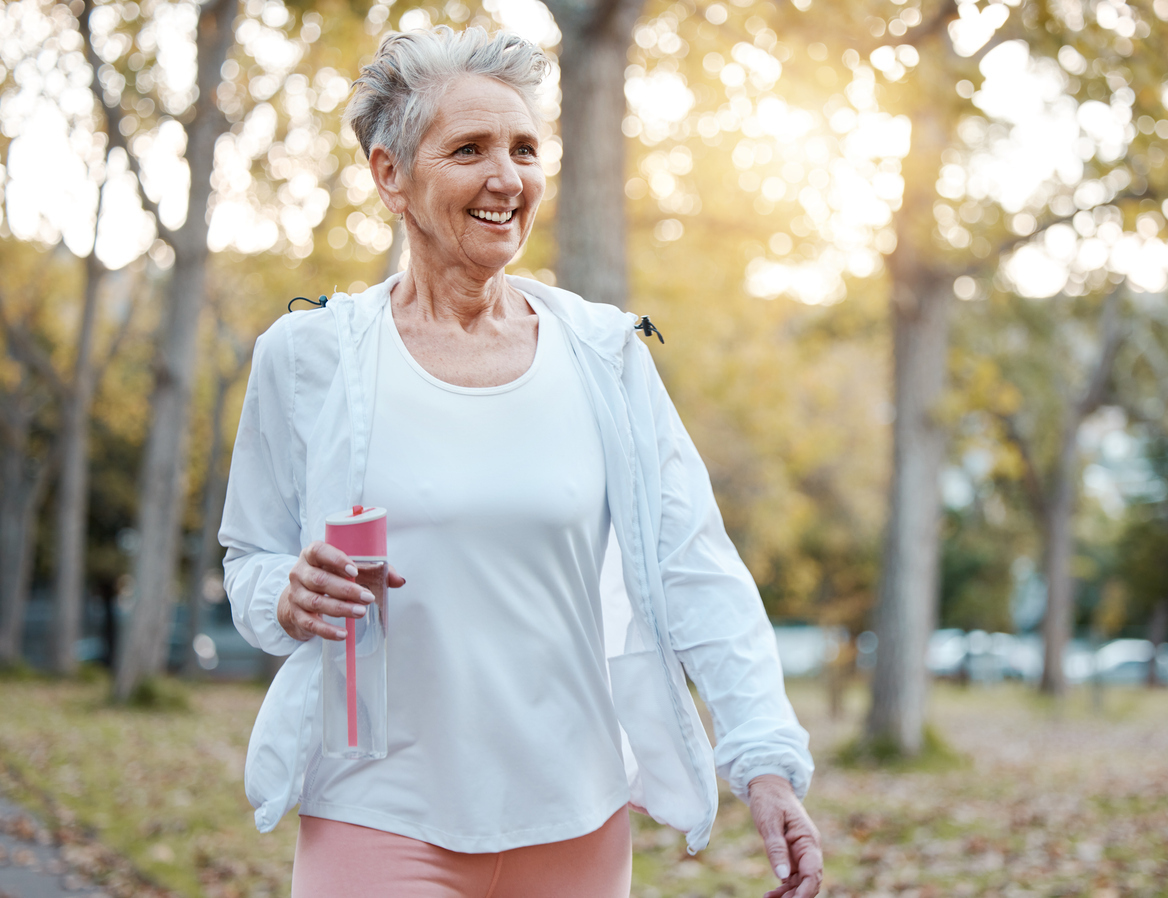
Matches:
[330,273,639,370]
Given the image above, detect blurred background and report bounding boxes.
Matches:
[3,0,1167,708]
[2,0,1168,894]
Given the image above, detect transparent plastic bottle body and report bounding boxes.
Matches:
[321,561,388,760]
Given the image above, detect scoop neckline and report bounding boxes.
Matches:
[383,289,546,395]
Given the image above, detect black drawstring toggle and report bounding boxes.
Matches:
[288,294,329,313]
[636,315,664,344]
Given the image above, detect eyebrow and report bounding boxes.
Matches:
[445,128,540,147]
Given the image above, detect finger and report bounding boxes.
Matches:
[305,540,359,579]
[763,875,800,898]
[786,829,823,898]
[282,618,310,642]
[791,868,822,898]
[788,830,823,884]
[291,587,368,619]
[287,611,313,641]
[295,566,374,605]
[385,564,406,588]
[297,610,347,641]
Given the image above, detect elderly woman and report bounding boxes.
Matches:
[220,25,820,898]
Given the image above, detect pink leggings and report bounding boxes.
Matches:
[291,808,632,898]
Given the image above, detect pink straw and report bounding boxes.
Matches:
[346,619,358,747]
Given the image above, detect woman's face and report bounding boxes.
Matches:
[374,74,545,276]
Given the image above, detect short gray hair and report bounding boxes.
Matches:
[345,26,549,174]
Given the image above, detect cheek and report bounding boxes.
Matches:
[524,169,546,204]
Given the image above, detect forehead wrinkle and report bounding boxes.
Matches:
[426,77,538,145]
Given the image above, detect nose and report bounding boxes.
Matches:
[486,149,523,196]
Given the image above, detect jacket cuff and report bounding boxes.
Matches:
[729,752,813,804]
[252,558,300,656]
[262,591,300,656]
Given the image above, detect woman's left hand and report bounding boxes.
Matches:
[748,774,823,898]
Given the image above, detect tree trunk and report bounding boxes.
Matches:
[1039,433,1078,696]
[865,103,951,755]
[1034,290,1122,696]
[0,430,52,667]
[866,276,951,754]
[547,0,645,309]
[50,252,104,675]
[114,0,238,701]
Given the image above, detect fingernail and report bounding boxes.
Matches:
[777,864,790,880]
[335,628,347,639]
[360,589,375,603]
[345,564,358,578]
[352,605,366,617]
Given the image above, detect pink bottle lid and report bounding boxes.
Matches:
[324,505,387,560]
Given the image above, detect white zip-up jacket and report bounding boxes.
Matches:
[219,274,813,854]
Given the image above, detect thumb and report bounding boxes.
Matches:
[764,832,791,882]
[385,564,406,588]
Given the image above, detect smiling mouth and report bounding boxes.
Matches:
[468,209,515,224]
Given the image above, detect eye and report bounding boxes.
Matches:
[454,144,477,156]
[514,143,537,158]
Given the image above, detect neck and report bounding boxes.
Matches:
[393,243,516,329]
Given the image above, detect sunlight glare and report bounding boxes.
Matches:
[625,69,695,134]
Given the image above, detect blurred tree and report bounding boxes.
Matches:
[45,264,141,676]
[0,0,422,674]
[47,0,151,675]
[0,372,52,666]
[616,0,1168,741]
[614,0,965,753]
[0,244,64,667]
[544,0,646,308]
[614,3,892,648]
[954,269,1168,684]
[0,2,154,671]
[0,253,140,672]
[993,289,1125,693]
[609,0,972,753]
[114,0,239,702]
[47,250,103,676]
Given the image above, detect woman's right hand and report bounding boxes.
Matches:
[277,541,376,641]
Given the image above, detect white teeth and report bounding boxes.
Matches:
[470,209,513,223]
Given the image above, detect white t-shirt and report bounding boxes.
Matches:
[298,292,630,852]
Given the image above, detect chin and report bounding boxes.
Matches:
[463,245,522,272]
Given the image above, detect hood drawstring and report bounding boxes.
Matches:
[635,315,664,344]
[288,295,329,313]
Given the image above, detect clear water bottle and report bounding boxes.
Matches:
[321,505,388,760]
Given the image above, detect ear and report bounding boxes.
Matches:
[370,146,407,215]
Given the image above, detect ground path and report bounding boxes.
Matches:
[2,677,1167,897]
[0,794,108,898]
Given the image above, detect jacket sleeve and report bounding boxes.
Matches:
[218,320,303,657]
[630,339,814,802]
